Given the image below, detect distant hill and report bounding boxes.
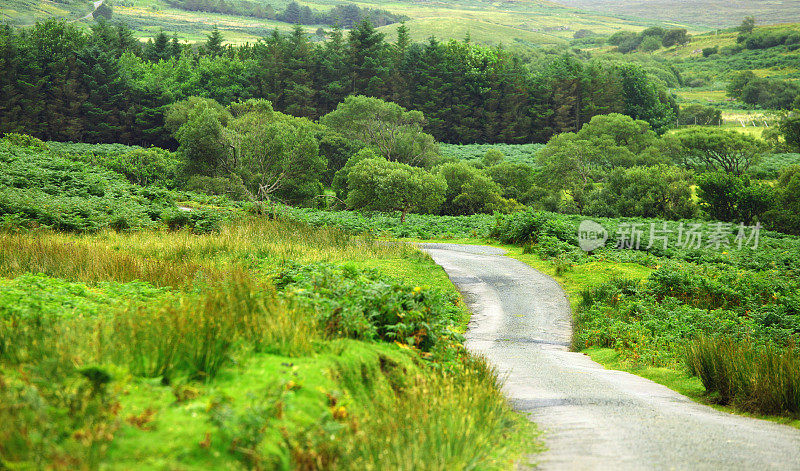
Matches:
[554,0,800,28]
[2,0,702,46]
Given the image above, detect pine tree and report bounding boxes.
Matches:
[348,19,389,96]
[146,30,170,62]
[169,34,182,58]
[314,25,348,113]
[284,25,316,117]
[204,25,224,57]
[283,1,300,24]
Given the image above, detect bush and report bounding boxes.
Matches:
[696,172,773,223]
[271,263,463,353]
[162,208,223,234]
[702,46,718,57]
[185,175,247,199]
[346,158,446,221]
[678,104,722,126]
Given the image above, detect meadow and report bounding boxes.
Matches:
[0,213,541,469]
[3,2,800,461]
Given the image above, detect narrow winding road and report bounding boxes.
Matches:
[420,243,800,470]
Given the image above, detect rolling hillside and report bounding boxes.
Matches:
[3,0,703,46]
[556,0,800,28]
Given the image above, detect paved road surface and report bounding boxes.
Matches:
[420,243,800,470]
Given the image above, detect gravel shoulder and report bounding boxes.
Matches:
[420,243,800,471]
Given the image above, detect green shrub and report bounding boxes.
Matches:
[702,46,718,57]
[0,139,173,232]
[271,262,463,354]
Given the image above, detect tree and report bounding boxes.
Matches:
[536,114,670,213]
[145,30,171,62]
[204,26,224,57]
[762,166,800,234]
[662,29,689,48]
[640,36,661,53]
[591,165,696,220]
[437,162,509,215]
[740,78,800,110]
[726,71,756,99]
[283,1,301,24]
[332,147,381,202]
[618,64,676,134]
[608,31,637,46]
[346,158,446,221]
[348,19,390,96]
[778,108,800,151]
[93,3,113,20]
[673,128,766,174]
[697,172,772,223]
[320,95,438,167]
[486,162,535,202]
[678,104,722,125]
[229,107,324,206]
[166,97,233,175]
[738,16,756,35]
[318,131,364,185]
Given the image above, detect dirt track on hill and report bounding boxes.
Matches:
[421,243,800,470]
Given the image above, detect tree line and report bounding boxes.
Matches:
[164,0,406,27]
[0,19,677,148]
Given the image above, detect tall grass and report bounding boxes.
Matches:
[0,217,412,289]
[95,217,414,266]
[686,336,800,416]
[0,232,208,288]
[0,216,537,468]
[112,273,320,381]
[338,355,534,470]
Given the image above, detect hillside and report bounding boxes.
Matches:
[4,0,703,46]
[555,0,800,28]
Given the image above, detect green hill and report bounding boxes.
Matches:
[4,0,703,46]
[556,0,800,28]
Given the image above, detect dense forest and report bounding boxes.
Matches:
[0,19,677,148]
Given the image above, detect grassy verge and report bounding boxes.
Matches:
[0,217,540,469]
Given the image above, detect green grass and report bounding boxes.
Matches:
[439,143,544,166]
[0,217,540,468]
[583,346,706,398]
[584,346,800,429]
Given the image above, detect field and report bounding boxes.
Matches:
[439,143,544,166]
[3,0,800,461]
[5,0,703,46]
[556,0,800,28]
[652,24,800,117]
